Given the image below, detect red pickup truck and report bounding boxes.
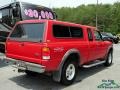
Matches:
[5,20,113,85]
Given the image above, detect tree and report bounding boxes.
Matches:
[53,2,120,34]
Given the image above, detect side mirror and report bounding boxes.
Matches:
[0,11,2,21]
[12,6,19,17]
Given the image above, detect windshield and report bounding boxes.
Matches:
[0,23,11,32]
[10,23,45,42]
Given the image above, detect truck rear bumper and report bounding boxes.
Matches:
[5,57,45,73]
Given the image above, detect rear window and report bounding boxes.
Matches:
[10,23,45,42]
[53,25,83,38]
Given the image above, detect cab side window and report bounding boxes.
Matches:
[94,31,102,41]
[53,25,70,37]
[53,25,83,38]
[70,27,83,38]
[87,28,93,41]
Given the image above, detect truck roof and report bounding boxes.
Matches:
[16,19,96,30]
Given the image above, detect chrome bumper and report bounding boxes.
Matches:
[5,57,45,73]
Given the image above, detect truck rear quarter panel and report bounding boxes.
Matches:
[42,21,90,71]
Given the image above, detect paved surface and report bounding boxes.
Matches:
[0,44,120,90]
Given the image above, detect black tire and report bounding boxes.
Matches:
[104,51,113,66]
[60,60,78,85]
[25,70,36,76]
[114,41,118,44]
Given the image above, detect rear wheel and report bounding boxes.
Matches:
[60,61,78,85]
[104,51,113,66]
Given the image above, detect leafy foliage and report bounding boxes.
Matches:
[53,2,120,34]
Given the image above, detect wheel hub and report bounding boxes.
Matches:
[108,53,112,64]
[66,64,75,80]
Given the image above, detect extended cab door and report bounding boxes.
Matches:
[6,22,45,64]
[87,28,98,61]
[93,30,106,59]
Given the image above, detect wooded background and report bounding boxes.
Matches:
[54,2,120,34]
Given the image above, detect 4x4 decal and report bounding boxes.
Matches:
[54,47,64,52]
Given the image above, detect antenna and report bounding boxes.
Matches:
[96,0,98,29]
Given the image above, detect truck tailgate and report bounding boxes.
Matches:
[6,40,43,64]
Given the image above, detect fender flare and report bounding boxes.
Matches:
[105,45,113,58]
[53,48,80,82]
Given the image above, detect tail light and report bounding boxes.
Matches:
[42,47,50,60]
